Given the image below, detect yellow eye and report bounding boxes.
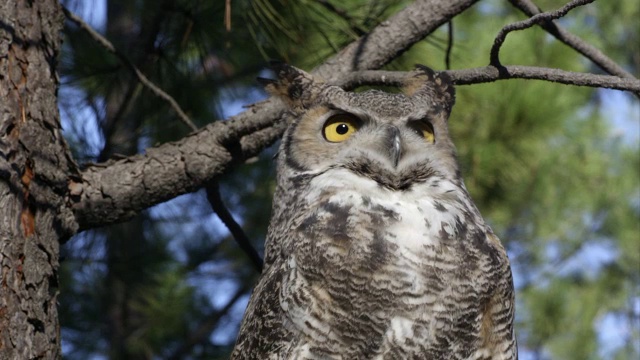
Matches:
[411,121,435,143]
[322,114,361,143]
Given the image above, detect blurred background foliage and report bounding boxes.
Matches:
[58,0,639,359]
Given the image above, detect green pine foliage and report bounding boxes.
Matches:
[58,0,639,359]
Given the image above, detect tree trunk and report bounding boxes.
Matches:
[0,1,73,358]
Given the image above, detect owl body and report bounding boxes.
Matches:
[232,65,516,359]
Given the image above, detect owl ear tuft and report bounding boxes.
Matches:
[403,65,456,114]
[258,62,323,108]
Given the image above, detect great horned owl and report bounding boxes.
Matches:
[231,64,516,359]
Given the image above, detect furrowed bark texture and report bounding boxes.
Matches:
[72,0,480,230]
[0,1,75,359]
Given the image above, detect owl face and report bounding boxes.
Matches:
[264,64,458,191]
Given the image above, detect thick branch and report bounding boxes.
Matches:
[72,104,287,231]
[72,65,638,232]
[313,0,480,81]
[74,62,639,231]
[71,0,481,231]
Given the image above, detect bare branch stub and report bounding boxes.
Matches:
[490,0,595,66]
[62,6,198,132]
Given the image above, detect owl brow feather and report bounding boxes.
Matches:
[320,106,372,125]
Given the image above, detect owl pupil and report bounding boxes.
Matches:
[336,124,349,134]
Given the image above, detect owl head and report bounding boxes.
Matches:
[261,63,460,191]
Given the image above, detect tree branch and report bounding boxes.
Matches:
[490,0,594,66]
[204,182,263,273]
[337,67,640,92]
[62,6,198,132]
[449,65,640,90]
[71,105,287,231]
[508,0,636,80]
[71,0,481,231]
[445,20,454,70]
[72,57,638,232]
[313,0,481,81]
[64,6,270,265]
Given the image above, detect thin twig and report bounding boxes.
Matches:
[508,0,636,80]
[336,66,640,92]
[490,0,595,66]
[62,6,198,131]
[445,20,454,70]
[315,0,354,22]
[205,181,264,273]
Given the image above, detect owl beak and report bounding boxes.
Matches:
[387,126,402,168]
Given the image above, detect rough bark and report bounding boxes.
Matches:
[71,0,480,230]
[0,1,75,359]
